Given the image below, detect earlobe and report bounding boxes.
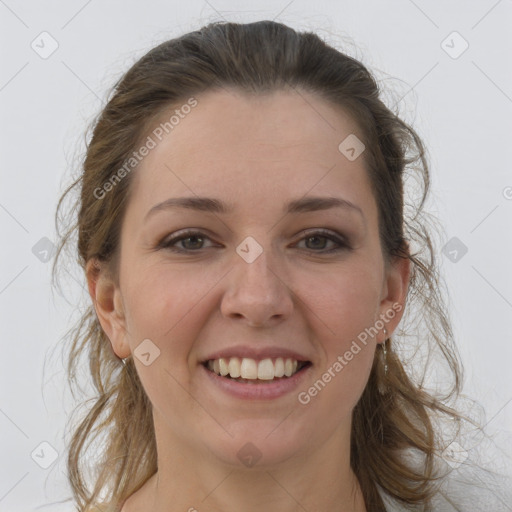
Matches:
[85,258,131,359]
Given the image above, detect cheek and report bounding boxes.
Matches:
[299,262,382,338]
[300,265,380,402]
[120,269,209,411]
[121,266,204,359]
[123,259,209,327]
[120,261,235,384]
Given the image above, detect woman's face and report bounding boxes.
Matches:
[93,88,408,469]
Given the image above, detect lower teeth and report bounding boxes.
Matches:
[230,376,287,383]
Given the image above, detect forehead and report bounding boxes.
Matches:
[129,88,375,219]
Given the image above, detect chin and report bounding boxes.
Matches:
[204,420,307,470]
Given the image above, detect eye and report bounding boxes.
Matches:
[158,230,216,252]
[158,228,351,254]
[294,229,351,253]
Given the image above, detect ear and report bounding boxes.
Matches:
[86,258,130,359]
[377,246,411,343]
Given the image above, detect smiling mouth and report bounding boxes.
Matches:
[202,357,312,383]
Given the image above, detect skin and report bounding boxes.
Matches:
[87,87,410,512]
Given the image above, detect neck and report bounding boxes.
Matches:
[135,412,367,512]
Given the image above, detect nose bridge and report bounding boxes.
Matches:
[221,235,292,325]
[234,238,280,295]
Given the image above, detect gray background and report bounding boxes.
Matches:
[1,0,511,510]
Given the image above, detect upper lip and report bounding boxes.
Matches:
[201,345,312,363]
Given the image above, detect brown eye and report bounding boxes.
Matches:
[295,229,351,254]
[159,230,215,252]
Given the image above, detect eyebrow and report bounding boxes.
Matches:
[144,195,365,222]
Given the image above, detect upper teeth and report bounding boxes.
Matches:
[206,357,301,380]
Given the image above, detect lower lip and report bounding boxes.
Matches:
[200,362,312,400]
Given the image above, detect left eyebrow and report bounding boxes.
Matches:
[144,195,365,222]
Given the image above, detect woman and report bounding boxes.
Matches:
[53,20,508,512]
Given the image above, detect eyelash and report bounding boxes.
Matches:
[157,229,351,254]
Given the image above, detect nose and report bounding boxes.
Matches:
[220,245,294,328]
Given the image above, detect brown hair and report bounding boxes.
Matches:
[53,20,466,511]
